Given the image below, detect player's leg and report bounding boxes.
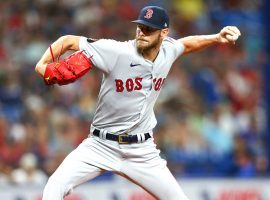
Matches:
[42,149,103,200]
[124,164,189,200]
[120,141,190,200]
[42,137,121,200]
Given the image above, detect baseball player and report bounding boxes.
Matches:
[35,6,241,200]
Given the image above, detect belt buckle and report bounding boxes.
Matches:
[118,133,129,144]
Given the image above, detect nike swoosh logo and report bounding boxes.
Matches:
[130,63,140,67]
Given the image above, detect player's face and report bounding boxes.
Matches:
[135,25,165,53]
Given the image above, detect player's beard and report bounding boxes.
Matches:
[136,34,162,55]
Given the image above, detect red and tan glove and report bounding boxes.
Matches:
[43,46,93,85]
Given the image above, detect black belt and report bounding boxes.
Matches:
[93,129,151,144]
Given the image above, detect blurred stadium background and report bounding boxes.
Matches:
[0,0,270,199]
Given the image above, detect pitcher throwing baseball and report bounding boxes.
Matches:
[35,6,241,200]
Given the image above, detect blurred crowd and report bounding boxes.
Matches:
[0,0,268,186]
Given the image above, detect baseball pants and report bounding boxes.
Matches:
[42,135,190,200]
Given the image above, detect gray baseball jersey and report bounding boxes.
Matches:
[42,37,190,200]
[79,37,184,134]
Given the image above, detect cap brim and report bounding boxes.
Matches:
[131,20,162,30]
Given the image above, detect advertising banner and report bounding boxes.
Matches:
[0,178,269,200]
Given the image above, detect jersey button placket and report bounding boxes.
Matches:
[147,63,154,96]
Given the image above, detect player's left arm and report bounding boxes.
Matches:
[178,26,241,55]
[35,35,80,76]
[35,35,94,85]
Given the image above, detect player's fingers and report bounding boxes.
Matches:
[226,26,241,36]
[230,27,241,36]
[224,29,237,37]
[232,27,241,36]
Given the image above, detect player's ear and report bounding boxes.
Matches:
[161,28,169,38]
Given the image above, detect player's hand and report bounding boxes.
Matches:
[217,26,241,44]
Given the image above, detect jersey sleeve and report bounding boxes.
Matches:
[79,36,121,73]
[163,37,185,61]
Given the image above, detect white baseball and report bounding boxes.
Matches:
[226,34,239,41]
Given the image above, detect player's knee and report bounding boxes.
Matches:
[43,175,72,200]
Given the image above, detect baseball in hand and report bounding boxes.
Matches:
[225,34,239,41]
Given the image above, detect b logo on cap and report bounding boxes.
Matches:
[144,8,153,19]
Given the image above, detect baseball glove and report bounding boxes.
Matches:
[43,46,93,85]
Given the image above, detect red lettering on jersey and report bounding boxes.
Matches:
[153,78,165,91]
[134,77,143,90]
[115,79,124,92]
[126,78,134,92]
[115,78,143,92]
[154,78,162,91]
[160,78,165,89]
[144,9,153,19]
